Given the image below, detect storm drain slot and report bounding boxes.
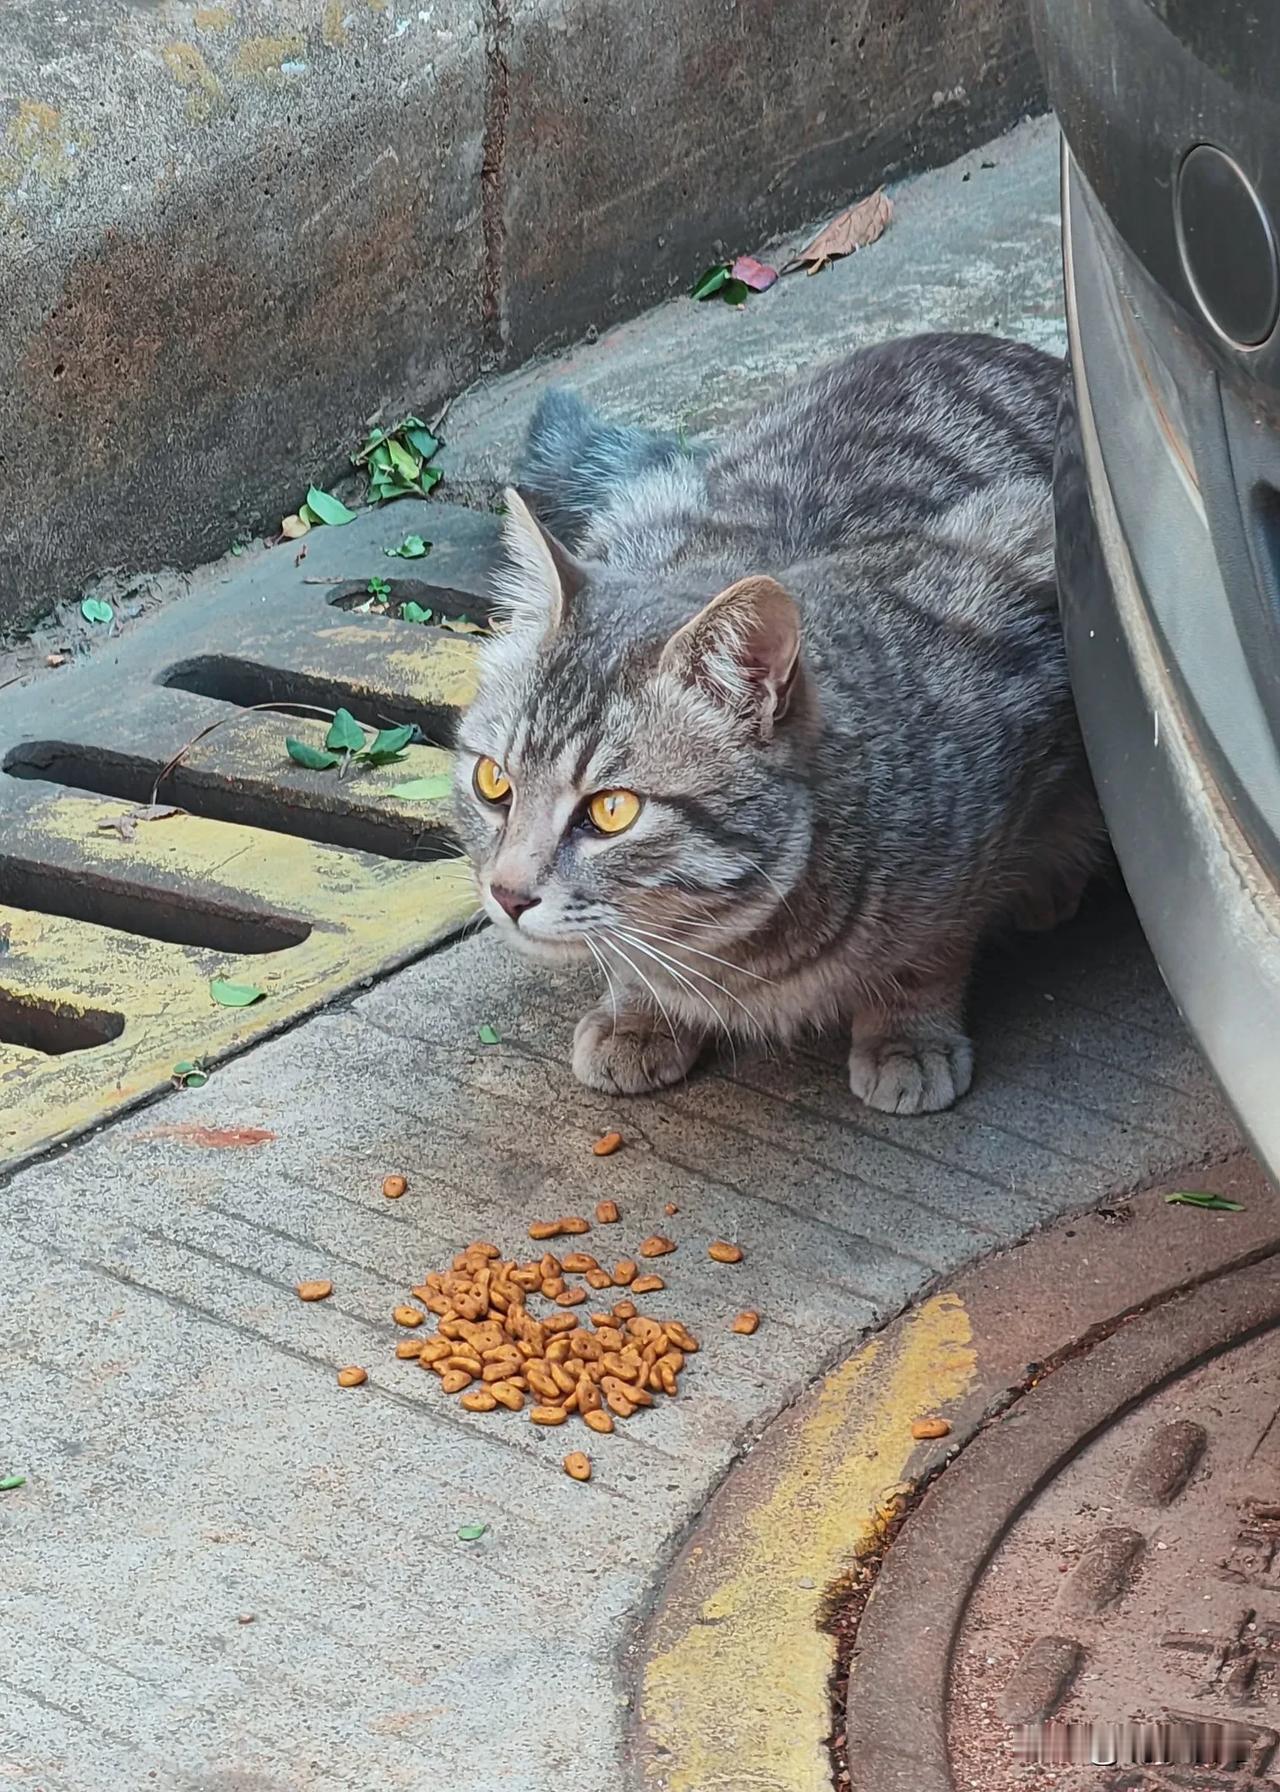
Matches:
[159,655,458,744]
[0,858,311,956]
[326,580,497,622]
[0,988,125,1055]
[3,745,458,864]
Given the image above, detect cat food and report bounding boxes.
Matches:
[639,1235,676,1258]
[594,1200,621,1224]
[593,1131,623,1157]
[612,1258,638,1285]
[564,1451,592,1481]
[382,1175,409,1200]
[527,1216,592,1240]
[731,1311,760,1335]
[296,1279,333,1302]
[911,1416,952,1440]
[385,1232,702,1463]
[336,1366,367,1388]
[664,1203,679,1216]
[708,1240,744,1264]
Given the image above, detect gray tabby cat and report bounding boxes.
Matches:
[454,332,1106,1113]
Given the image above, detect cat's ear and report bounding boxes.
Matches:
[495,487,583,635]
[659,575,801,741]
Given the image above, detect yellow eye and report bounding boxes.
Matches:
[473,756,511,803]
[587,788,641,835]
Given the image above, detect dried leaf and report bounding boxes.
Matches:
[787,188,893,275]
[96,804,182,841]
[730,255,778,292]
[281,514,311,539]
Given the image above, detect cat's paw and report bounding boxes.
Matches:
[848,1029,973,1115]
[572,1002,703,1095]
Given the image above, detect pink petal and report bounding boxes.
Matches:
[730,255,779,292]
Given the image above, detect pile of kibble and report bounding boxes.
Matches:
[296,1143,760,1482]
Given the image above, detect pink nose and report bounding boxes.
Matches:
[491,885,540,924]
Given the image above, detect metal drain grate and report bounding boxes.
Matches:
[0,502,502,1169]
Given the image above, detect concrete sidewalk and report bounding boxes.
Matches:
[0,116,1245,1792]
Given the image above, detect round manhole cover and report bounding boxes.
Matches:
[845,1258,1280,1792]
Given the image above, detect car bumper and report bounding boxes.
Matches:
[1057,146,1280,1177]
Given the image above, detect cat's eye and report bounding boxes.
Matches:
[473,756,511,803]
[586,788,641,835]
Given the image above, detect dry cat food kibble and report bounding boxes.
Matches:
[594,1200,620,1225]
[382,1174,409,1200]
[564,1451,592,1482]
[386,1231,702,1463]
[336,1366,367,1388]
[911,1416,952,1440]
[708,1240,744,1264]
[528,1216,592,1241]
[296,1279,333,1302]
[639,1235,676,1258]
[593,1131,623,1157]
[664,1203,679,1216]
[731,1310,761,1335]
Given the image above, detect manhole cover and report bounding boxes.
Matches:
[845,1257,1280,1792]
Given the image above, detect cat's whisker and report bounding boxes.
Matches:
[582,934,621,1049]
[612,926,758,1045]
[598,933,683,1050]
[619,923,775,984]
[739,856,798,921]
[605,929,737,1074]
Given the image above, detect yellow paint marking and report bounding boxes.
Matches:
[229,35,305,79]
[639,1295,976,1791]
[0,794,477,1166]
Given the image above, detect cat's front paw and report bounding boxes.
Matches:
[572,1002,703,1095]
[848,1029,973,1115]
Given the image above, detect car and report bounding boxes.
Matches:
[1030,0,1280,1176]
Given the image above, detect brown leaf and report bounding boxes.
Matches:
[281,514,310,539]
[787,188,893,275]
[95,804,182,842]
[137,1124,277,1149]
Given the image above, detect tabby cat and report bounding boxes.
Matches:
[453,333,1105,1113]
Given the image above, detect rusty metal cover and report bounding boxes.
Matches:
[845,1255,1280,1792]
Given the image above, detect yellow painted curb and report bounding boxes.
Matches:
[637,1294,976,1791]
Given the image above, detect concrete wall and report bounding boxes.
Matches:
[0,0,1042,635]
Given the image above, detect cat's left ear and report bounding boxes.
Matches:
[496,487,583,635]
[659,575,801,741]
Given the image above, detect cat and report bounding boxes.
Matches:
[453,332,1106,1113]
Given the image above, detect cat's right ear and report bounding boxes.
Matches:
[495,487,583,636]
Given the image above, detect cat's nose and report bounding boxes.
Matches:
[491,884,541,924]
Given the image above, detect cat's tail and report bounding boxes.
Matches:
[518,388,693,546]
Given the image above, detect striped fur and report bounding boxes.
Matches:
[454,333,1106,1113]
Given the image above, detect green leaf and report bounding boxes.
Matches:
[171,1060,210,1089]
[691,263,730,300]
[420,465,443,493]
[298,502,321,526]
[457,1522,487,1542]
[366,724,416,758]
[1165,1191,1245,1212]
[388,774,453,801]
[399,601,433,624]
[324,708,366,753]
[81,596,114,625]
[387,534,429,559]
[0,1475,25,1492]
[477,1023,500,1046]
[210,979,266,1008]
[386,436,421,483]
[404,425,440,461]
[367,575,391,599]
[719,278,751,306]
[305,485,358,527]
[230,543,245,557]
[286,737,341,770]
